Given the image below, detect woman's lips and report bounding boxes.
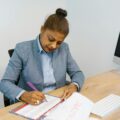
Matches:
[47,47,55,52]
[48,48,54,51]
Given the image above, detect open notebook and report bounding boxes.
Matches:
[10,93,93,120]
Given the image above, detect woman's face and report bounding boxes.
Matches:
[40,28,66,52]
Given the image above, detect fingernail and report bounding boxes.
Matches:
[61,98,65,101]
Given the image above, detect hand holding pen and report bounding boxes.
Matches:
[19,82,47,105]
[27,82,48,102]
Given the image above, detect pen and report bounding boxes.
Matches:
[27,82,38,91]
[27,81,47,102]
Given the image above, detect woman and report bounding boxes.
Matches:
[0,8,84,105]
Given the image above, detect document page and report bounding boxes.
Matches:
[91,94,120,117]
[44,92,94,120]
[13,95,61,120]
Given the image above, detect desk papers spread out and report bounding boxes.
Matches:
[11,93,94,120]
[91,94,120,117]
[44,92,93,120]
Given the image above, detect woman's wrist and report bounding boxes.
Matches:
[68,83,78,91]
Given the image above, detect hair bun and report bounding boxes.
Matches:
[56,8,67,17]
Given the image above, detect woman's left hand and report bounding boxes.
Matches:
[61,83,78,100]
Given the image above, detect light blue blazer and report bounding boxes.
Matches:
[0,36,84,102]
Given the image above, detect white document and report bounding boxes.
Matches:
[44,92,94,120]
[13,95,62,120]
[91,94,120,117]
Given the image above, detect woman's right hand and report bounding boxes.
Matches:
[20,91,45,105]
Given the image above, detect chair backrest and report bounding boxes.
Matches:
[8,49,14,57]
[4,49,15,107]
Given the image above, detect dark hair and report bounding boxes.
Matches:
[43,8,69,36]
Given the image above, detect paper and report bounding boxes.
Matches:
[44,92,94,120]
[12,95,61,120]
[11,93,94,120]
[91,94,120,117]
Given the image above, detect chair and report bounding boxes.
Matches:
[4,49,14,106]
[8,49,14,57]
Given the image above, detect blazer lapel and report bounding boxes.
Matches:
[52,49,61,88]
[32,39,44,88]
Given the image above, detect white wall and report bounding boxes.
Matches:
[66,0,120,77]
[0,0,120,108]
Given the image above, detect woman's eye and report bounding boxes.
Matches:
[57,42,62,45]
[49,38,54,42]
[48,36,54,42]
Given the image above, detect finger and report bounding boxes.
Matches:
[34,91,45,99]
[20,91,45,105]
[63,92,72,100]
[30,98,40,105]
[30,91,45,102]
[61,89,69,100]
[30,94,41,102]
[30,96,44,105]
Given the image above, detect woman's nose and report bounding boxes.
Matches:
[51,43,57,49]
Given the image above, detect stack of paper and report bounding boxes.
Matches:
[91,94,120,117]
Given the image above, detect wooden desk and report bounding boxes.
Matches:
[0,70,120,120]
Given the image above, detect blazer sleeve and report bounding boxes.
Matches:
[0,44,26,102]
[66,44,85,91]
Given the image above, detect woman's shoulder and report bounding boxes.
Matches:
[14,39,36,58]
[16,40,35,49]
